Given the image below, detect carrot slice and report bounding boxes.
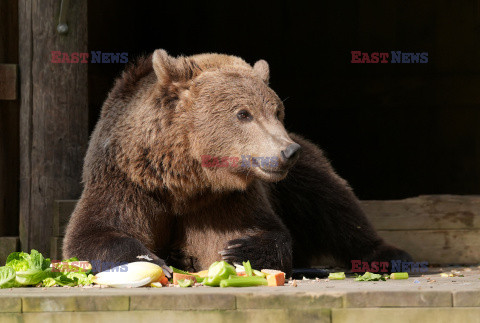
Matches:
[190,270,209,278]
[266,272,285,286]
[159,276,169,286]
[173,273,197,285]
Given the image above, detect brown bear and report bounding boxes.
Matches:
[63,49,411,276]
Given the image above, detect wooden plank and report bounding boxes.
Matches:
[18,0,34,255]
[53,200,77,236]
[378,229,480,265]
[19,0,88,255]
[0,237,19,265]
[361,195,480,230]
[0,0,19,237]
[0,64,17,100]
[49,237,63,261]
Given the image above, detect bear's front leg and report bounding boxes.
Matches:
[219,230,292,275]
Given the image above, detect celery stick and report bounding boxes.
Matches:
[243,261,253,276]
[390,272,409,280]
[177,279,193,287]
[219,276,267,287]
[253,270,266,278]
[328,272,345,280]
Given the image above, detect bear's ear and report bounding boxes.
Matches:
[152,49,199,84]
[253,59,270,84]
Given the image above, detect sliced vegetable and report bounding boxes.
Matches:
[220,276,268,287]
[150,282,163,288]
[354,272,386,282]
[243,261,253,276]
[253,270,266,278]
[159,276,169,286]
[169,266,191,275]
[173,273,197,285]
[52,261,92,273]
[178,279,194,287]
[94,261,163,288]
[267,272,286,286]
[328,272,346,280]
[390,272,409,280]
[190,270,208,278]
[203,261,237,287]
[261,269,284,276]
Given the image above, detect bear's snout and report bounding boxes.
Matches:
[281,143,301,161]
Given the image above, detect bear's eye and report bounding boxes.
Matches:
[237,110,253,121]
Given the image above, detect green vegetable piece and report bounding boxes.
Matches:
[328,272,346,280]
[243,261,253,276]
[253,270,266,278]
[203,261,237,287]
[219,276,268,287]
[170,266,204,282]
[390,272,409,280]
[42,277,57,287]
[0,266,16,289]
[354,272,386,282]
[6,250,51,286]
[169,266,191,275]
[62,257,79,262]
[177,279,193,287]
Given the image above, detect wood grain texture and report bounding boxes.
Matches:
[0,237,19,265]
[53,200,77,236]
[19,0,88,254]
[362,195,480,230]
[0,0,19,237]
[0,64,17,100]
[378,229,480,265]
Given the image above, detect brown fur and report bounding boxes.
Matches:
[63,49,411,274]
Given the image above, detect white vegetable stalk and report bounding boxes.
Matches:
[93,262,163,288]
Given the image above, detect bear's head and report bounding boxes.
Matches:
[109,49,300,195]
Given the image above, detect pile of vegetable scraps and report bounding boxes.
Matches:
[0,250,94,288]
[0,250,285,289]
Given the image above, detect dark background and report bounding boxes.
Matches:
[88,0,480,200]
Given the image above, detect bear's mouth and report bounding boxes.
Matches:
[255,166,289,181]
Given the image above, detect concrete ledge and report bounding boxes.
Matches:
[344,290,452,307]
[236,292,343,309]
[0,296,21,313]
[332,308,480,323]
[130,293,236,310]
[22,295,129,312]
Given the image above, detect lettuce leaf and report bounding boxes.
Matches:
[0,266,16,288]
[6,249,52,286]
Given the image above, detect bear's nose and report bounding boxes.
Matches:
[281,143,301,160]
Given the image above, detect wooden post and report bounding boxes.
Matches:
[0,0,19,239]
[18,0,88,255]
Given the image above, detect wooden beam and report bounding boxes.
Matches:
[19,0,88,255]
[0,64,17,100]
[0,237,19,265]
[0,0,19,237]
[362,195,480,230]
